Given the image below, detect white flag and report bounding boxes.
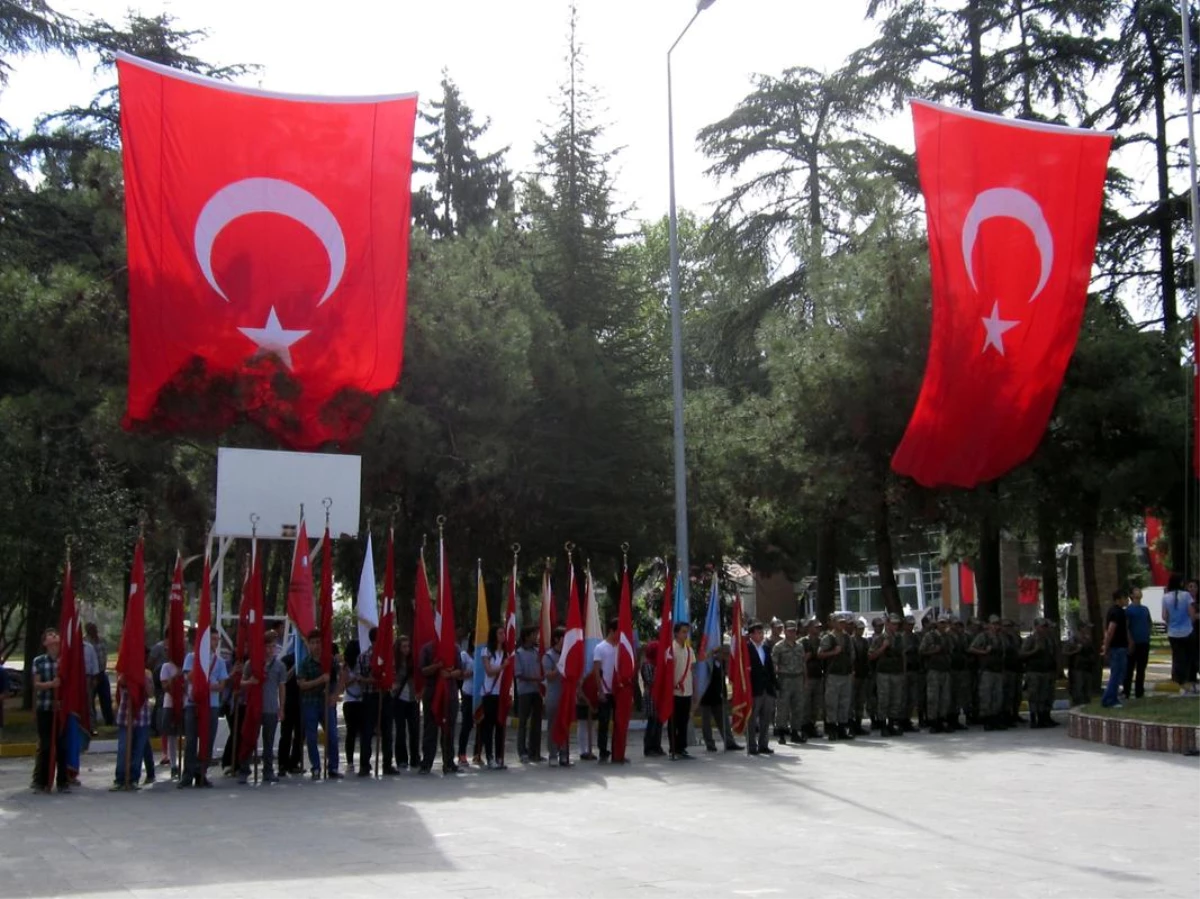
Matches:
[356,534,378,654]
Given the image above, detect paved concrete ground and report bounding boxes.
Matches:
[0,725,1196,899]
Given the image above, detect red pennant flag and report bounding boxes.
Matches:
[498,561,518,726]
[412,553,435,697]
[238,546,266,763]
[432,534,458,727]
[117,538,148,713]
[1145,514,1170,588]
[319,525,334,673]
[1193,316,1199,479]
[192,547,214,761]
[286,519,316,636]
[371,529,397,692]
[651,571,675,727]
[611,564,636,763]
[891,100,1113,487]
[728,597,752,737]
[166,553,186,727]
[116,54,418,448]
[56,557,90,742]
[550,565,584,748]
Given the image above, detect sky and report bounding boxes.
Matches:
[1,0,885,224]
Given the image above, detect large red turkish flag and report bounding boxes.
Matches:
[117,53,417,448]
[891,100,1112,487]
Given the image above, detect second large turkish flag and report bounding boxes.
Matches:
[891,100,1112,488]
[118,53,417,448]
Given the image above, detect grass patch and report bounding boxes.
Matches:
[1080,695,1200,726]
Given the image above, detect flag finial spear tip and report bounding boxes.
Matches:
[322,496,332,525]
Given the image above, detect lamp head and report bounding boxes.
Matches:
[697,0,717,9]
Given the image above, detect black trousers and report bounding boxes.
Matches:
[358,693,393,772]
[343,700,363,768]
[279,692,304,771]
[421,687,458,770]
[643,716,664,754]
[33,708,68,789]
[479,694,503,762]
[1123,642,1151,698]
[393,696,420,767]
[595,695,614,755]
[458,694,475,757]
[669,695,691,756]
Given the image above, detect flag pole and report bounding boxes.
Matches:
[251,522,259,788]
[323,501,332,781]
[1180,0,1200,580]
[438,515,450,739]
[123,523,144,791]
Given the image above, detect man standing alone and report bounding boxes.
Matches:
[1123,587,1152,700]
[1101,590,1133,709]
[746,622,777,756]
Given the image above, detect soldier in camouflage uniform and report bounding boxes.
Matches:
[865,616,884,730]
[819,613,855,740]
[920,616,954,732]
[850,618,870,736]
[949,619,969,729]
[898,616,920,732]
[1020,618,1058,728]
[1001,619,1024,726]
[869,614,907,737]
[964,618,982,724]
[771,621,807,744]
[1063,621,1096,707]
[969,614,1007,730]
[799,619,824,739]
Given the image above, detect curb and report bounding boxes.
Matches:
[1067,709,1199,754]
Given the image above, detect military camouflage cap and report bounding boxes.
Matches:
[771,617,783,626]
[903,614,915,624]
[987,614,1001,624]
[784,620,798,630]
[936,616,951,626]
[855,618,867,630]
[887,613,902,623]
[952,618,965,627]
[871,615,885,626]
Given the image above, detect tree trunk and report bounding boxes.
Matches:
[1037,499,1060,626]
[977,485,1003,620]
[1081,508,1103,652]
[874,495,902,616]
[1142,13,1178,331]
[264,544,284,618]
[816,518,838,621]
[967,0,987,112]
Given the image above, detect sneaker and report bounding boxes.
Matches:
[579,752,597,761]
[548,757,559,767]
[598,751,611,762]
[222,767,234,777]
[158,757,171,767]
[457,754,470,767]
[519,754,530,764]
[486,759,497,770]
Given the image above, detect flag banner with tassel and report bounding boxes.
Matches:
[611,549,635,763]
[551,558,583,748]
[729,597,752,737]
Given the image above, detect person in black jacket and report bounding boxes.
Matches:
[698,646,743,752]
[746,622,778,756]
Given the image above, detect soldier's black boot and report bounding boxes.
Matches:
[983,716,995,732]
[778,732,787,744]
[825,721,838,741]
[899,718,916,733]
[1045,713,1059,728]
[1030,713,1041,729]
[789,729,806,744]
[869,717,880,731]
[929,719,944,734]
[839,724,855,740]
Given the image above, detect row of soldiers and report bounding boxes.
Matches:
[765,610,1095,741]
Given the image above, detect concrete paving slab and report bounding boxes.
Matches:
[0,726,1195,898]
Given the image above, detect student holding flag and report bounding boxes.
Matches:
[479,623,511,769]
[591,618,619,762]
[180,628,228,788]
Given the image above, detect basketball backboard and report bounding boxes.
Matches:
[214,448,361,539]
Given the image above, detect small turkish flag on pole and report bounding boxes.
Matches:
[892,100,1113,488]
[116,54,417,448]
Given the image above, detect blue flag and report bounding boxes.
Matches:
[693,575,721,699]
[672,569,689,637]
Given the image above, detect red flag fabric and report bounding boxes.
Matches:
[238,547,265,764]
[550,566,584,748]
[1145,515,1170,588]
[166,553,186,726]
[498,564,518,725]
[891,100,1113,487]
[651,573,675,727]
[611,565,636,763]
[370,530,397,692]
[728,597,752,737]
[287,520,316,636]
[1017,576,1040,606]
[959,563,976,606]
[192,549,214,761]
[412,554,435,697]
[319,525,334,673]
[432,535,458,727]
[1193,316,1199,478]
[116,54,418,449]
[57,559,90,736]
[117,539,148,712]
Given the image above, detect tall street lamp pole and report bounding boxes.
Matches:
[667,0,715,590]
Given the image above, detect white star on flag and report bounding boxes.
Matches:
[981,301,1020,356]
[238,306,310,369]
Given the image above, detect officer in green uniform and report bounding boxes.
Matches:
[771,621,807,744]
[920,616,953,732]
[819,613,855,740]
[865,616,884,731]
[1020,617,1058,728]
[799,618,824,739]
[850,618,870,736]
[898,615,920,732]
[869,614,906,736]
[949,618,969,729]
[964,618,982,724]
[1063,621,1096,707]
[969,614,1007,730]
[1001,618,1024,726]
